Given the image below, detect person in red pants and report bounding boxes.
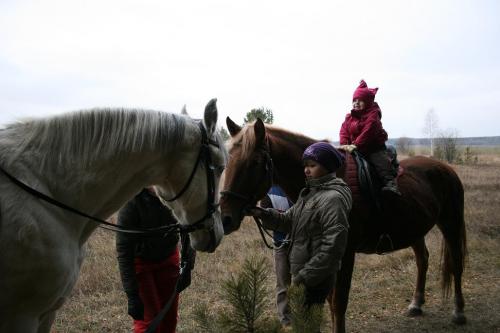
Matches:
[116,188,195,333]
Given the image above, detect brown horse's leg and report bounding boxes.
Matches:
[407,237,429,316]
[332,249,356,333]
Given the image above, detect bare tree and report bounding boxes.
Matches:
[396,136,412,155]
[422,109,439,156]
[434,129,461,163]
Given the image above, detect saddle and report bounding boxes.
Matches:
[343,145,400,254]
[344,145,399,208]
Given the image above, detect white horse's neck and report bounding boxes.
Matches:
[0,109,199,241]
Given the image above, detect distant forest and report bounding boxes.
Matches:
[331,136,500,146]
[386,136,500,146]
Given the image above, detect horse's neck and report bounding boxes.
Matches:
[268,132,316,202]
[7,130,194,222]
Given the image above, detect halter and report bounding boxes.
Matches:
[0,121,222,239]
[163,121,221,243]
[220,142,274,208]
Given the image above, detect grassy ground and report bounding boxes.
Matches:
[53,154,500,333]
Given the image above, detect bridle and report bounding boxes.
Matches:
[162,121,222,242]
[219,140,292,250]
[0,121,222,239]
[220,143,274,209]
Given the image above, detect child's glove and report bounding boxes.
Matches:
[339,144,357,153]
[244,206,270,218]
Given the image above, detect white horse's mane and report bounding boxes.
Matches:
[0,108,187,170]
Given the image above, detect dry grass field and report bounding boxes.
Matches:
[53,151,500,333]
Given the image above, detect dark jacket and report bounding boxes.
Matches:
[339,102,388,154]
[261,174,352,287]
[116,189,180,297]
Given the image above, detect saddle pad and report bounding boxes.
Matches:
[344,152,363,202]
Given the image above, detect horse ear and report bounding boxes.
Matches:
[254,118,266,147]
[181,104,188,116]
[203,98,218,136]
[226,117,241,137]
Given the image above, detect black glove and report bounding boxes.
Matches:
[176,264,192,293]
[127,295,144,320]
[244,206,270,218]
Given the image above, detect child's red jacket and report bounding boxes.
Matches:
[339,102,388,154]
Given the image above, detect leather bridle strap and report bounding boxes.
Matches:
[164,122,218,202]
[220,143,274,205]
[0,122,220,236]
[252,216,290,250]
[0,165,175,235]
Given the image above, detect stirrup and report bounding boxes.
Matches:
[376,233,394,254]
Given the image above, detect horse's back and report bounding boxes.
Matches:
[345,155,464,252]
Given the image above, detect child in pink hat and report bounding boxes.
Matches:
[339,80,400,195]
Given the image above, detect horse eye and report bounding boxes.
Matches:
[215,166,225,176]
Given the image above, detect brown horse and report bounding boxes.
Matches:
[220,118,467,333]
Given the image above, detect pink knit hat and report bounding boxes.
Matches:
[352,80,378,104]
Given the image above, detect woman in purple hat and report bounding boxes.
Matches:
[248,142,353,310]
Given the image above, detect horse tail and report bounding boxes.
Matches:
[440,168,467,298]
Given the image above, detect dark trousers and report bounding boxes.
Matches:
[274,245,292,324]
[304,276,335,307]
[367,149,397,183]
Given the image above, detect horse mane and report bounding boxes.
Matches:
[0,108,187,170]
[231,122,318,162]
[265,125,318,150]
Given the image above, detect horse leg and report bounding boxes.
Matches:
[452,267,466,324]
[407,237,429,316]
[331,249,355,333]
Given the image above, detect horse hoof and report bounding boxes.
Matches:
[452,312,467,325]
[407,306,423,317]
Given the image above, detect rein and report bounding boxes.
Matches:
[0,122,220,237]
[252,215,290,250]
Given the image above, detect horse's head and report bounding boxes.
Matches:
[155,99,228,253]
[220,117,273,235]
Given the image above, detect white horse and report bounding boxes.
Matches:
[0,99,228,333]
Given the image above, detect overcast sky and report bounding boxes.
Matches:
[1,0,498,140]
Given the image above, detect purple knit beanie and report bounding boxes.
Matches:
[302,142,345,172]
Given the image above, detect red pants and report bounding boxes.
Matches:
[133,249,180,333]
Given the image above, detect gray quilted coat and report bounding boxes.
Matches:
[261,174,352,287]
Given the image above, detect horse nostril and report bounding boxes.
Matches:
[223,216,233,234]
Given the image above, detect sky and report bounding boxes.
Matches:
[1,0,499,140]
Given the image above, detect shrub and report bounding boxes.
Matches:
[288,284,324,333]
[193,256,281,333]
